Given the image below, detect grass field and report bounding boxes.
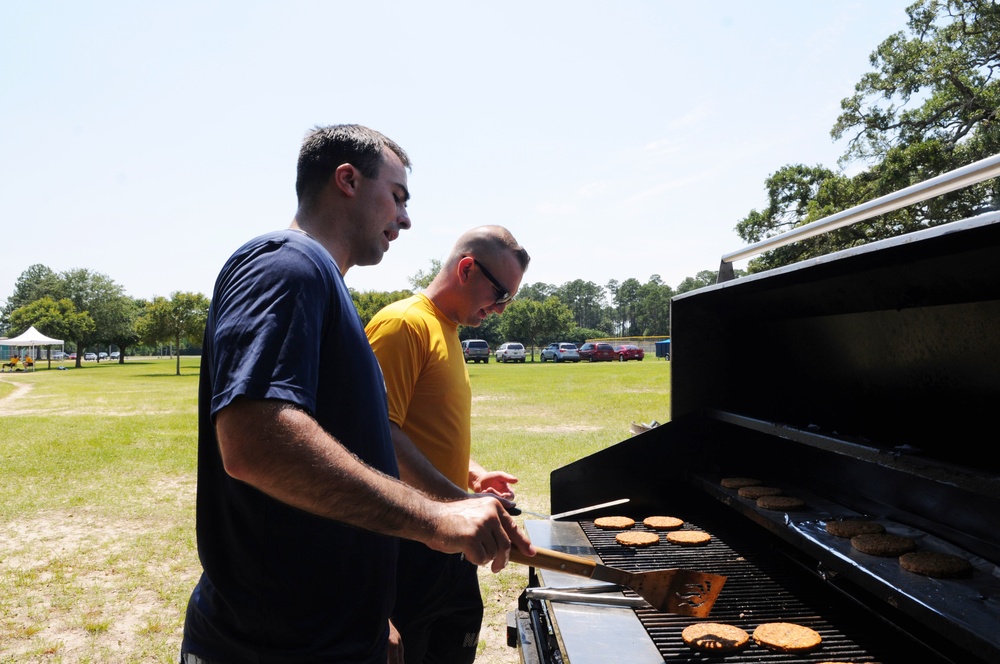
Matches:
[0,357,671,663]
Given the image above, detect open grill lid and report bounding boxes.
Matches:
[672,211,1000,470]
[677,151,1000,467]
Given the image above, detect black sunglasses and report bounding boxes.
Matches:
[472,258,515,305]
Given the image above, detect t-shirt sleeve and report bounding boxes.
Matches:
[209,240,332,417]
[366,313,423,428]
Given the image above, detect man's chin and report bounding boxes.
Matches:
[356,250,387,268]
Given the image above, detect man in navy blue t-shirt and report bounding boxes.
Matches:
[181,125,534,664]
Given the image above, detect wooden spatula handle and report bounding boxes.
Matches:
[510,546,598,578]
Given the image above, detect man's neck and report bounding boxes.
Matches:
[423,279,462,324]
[290,216,350,275]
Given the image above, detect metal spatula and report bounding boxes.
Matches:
[510,546,726,617]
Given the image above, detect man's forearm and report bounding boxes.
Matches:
[217,399,438,540]
[468,459,488,491]
[390,423,469,500]
[215,398,535,570]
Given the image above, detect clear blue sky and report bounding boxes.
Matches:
[1,1,910,305]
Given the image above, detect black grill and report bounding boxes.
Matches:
[514,208,1000,664]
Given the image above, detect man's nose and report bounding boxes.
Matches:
[397,210,411,230]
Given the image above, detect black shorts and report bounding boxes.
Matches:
[392,540,483,664]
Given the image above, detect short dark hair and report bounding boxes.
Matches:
[295,124,411,206]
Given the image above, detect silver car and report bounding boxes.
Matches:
[461,339,491,363]
[540,342,580,363]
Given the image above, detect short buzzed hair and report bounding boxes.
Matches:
[295,124,411,207]
[448,225,530,271]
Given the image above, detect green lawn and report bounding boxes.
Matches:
[466,358,671,515]
[0,357,671,663]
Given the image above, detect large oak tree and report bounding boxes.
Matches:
[737,0,1000,273]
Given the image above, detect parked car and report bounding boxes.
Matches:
[84,352,97,361]
[495,342,526,363]
[98,352,109,360]
[540,342,580,363]
[578,342,616,362]
[68,353,77,360]
[461,339,491,363]
[615,344,645,361]
[110,351,120,360]
[51,351,69,360]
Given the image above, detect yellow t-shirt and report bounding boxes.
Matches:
[365,294,472,489]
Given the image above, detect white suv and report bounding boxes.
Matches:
[495,342,526,363]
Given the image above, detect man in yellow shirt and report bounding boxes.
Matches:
[366,225,529,664]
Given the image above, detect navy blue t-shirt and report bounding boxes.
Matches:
[183,230,399,663]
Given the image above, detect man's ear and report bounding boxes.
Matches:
[332,163,359,197]
[456,256,475,284]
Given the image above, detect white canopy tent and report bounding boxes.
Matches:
[0,325,65,369]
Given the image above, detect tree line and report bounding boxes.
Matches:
[350,269,729,353]
[2,263,726,371]
[1,264,208,376]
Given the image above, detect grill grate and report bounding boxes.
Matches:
[579,509,949,663]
